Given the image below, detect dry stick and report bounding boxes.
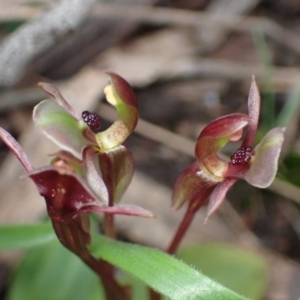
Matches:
[3,3,300,57]
[193,0,261,53]
[91,3,300,56]
[0,58,299,111]
[163,58,300,92]
[0,0,97,87]
[0,57,299,110]
[0,4,42,21]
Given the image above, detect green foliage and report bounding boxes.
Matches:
[0,223,55,250]
[177,243,268,300]
[1,21,24,33]
[7,239,105,300]
[89,235,248,300]
[0,224,249,299]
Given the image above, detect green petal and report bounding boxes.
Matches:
[95,73,138,150]
[33,100,89,158]
[98,145,134,204]
[82,147,109,205]
[244,127,285,188]
[106,72,138,128]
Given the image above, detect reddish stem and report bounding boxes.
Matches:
[52,216,128,300]
[149,203,200,300]
[83,254,130,300]
[167,205,197,255]
[103,214,116,239]
[103,183,116,239]
[150,289,161,300]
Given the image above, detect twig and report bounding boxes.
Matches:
[3,3,300,59]
[162,59,300,91]
[0,87,44,111]
[0,0,96,87]
[99,103,195,158]
[0,57,299,112]
[0,57,298,112]
[91,3,300,55]
[0,4,42,21]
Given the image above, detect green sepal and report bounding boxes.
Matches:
[33,100,89,158]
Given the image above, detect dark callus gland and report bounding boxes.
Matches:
[231,146,252,166]
[82,110,101,132]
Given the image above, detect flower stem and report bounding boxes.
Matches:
[103,173,117,239]
[149,289,161,300]
[167,205,197,255]
[83,254,130,300]
[52,216,128,299]
[103,214,116,239]
[148,204,200,300]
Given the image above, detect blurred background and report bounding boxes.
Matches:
[0,0,300,299]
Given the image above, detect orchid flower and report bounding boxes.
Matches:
[171,77,285,230]
[0,73,152,253]
[33,72,140,206]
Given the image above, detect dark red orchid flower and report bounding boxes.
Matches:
[0,73,152,251]
[172,77,285,223]
[33,72,140,205]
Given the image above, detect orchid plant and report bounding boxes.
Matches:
[0,73,153,299]
[0,74,285,300]
[168,76,285,254]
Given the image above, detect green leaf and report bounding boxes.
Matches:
[7,240,105,300]
[89,235,247,300]
[0,223,55,250]
[177,243,268,300]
